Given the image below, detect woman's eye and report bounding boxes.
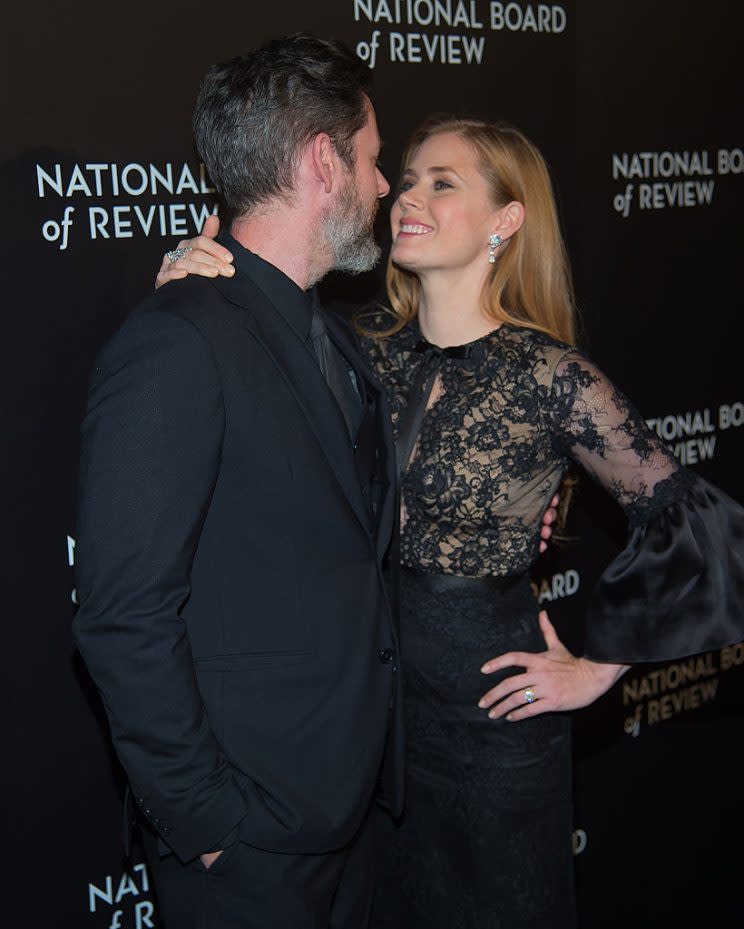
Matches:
[433,179,453,190]
[398,181,413,193]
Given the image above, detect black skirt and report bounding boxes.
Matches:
[373,568,576,929]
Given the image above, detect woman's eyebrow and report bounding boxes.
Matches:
[429,165,464,180]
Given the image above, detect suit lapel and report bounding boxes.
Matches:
[213,272,373,538]
[325,315,397,561]
[370,377,397,561]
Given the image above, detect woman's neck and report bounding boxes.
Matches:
[416,268,499,348]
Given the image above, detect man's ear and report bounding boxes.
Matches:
[309,132,336,194]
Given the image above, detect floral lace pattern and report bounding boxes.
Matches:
[363,319,691,576]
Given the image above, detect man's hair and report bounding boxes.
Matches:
[193,34,372,221]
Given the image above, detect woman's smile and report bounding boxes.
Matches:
[397,221,433,237]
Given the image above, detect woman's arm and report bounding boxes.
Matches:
[480,347,744,720]
[546,350,744,664]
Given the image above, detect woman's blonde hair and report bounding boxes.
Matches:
[376,115,578,346]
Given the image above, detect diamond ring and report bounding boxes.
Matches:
[523,687,536,704]
[166,246,192,263]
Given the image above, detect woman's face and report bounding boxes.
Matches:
[390,131,500,277]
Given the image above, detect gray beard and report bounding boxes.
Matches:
[322,185,381,276]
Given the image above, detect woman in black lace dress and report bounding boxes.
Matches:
[156,117,744,929]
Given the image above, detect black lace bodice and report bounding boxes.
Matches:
[363,318,692,578]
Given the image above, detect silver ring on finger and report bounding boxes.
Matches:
[166,246,192,263]
[523,687,536,704]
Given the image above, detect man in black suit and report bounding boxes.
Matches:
[73,34,401,928]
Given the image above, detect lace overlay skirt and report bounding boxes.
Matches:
[373,568,576,929]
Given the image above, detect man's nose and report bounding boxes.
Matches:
[376,168,390,198]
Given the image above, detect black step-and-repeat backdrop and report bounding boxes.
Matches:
[4,2,743,926]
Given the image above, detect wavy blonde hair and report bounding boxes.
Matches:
[370,115,578,346]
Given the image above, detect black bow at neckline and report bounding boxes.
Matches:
[413,338,479,361]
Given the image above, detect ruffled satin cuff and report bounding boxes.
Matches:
[584,475,744,663]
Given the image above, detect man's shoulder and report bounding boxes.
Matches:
[140,276,234,330]
[95,277,246,377]
[113,276,253,354]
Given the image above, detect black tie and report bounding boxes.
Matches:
[310,308,361,439]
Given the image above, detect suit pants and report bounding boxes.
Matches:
[141,807,377,929]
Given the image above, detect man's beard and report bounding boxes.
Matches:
[321,177,381,275]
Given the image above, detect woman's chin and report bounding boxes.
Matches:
[391,247,422,273]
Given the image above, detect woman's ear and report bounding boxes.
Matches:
[491,200,525,242]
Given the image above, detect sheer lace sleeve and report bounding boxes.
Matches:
[548,351,692,522]
[548,350,744,663]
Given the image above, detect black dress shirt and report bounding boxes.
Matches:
[225,236,362,439]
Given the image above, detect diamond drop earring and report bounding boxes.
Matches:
[488,234,503,264]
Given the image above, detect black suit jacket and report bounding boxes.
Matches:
[73,241,403,863]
